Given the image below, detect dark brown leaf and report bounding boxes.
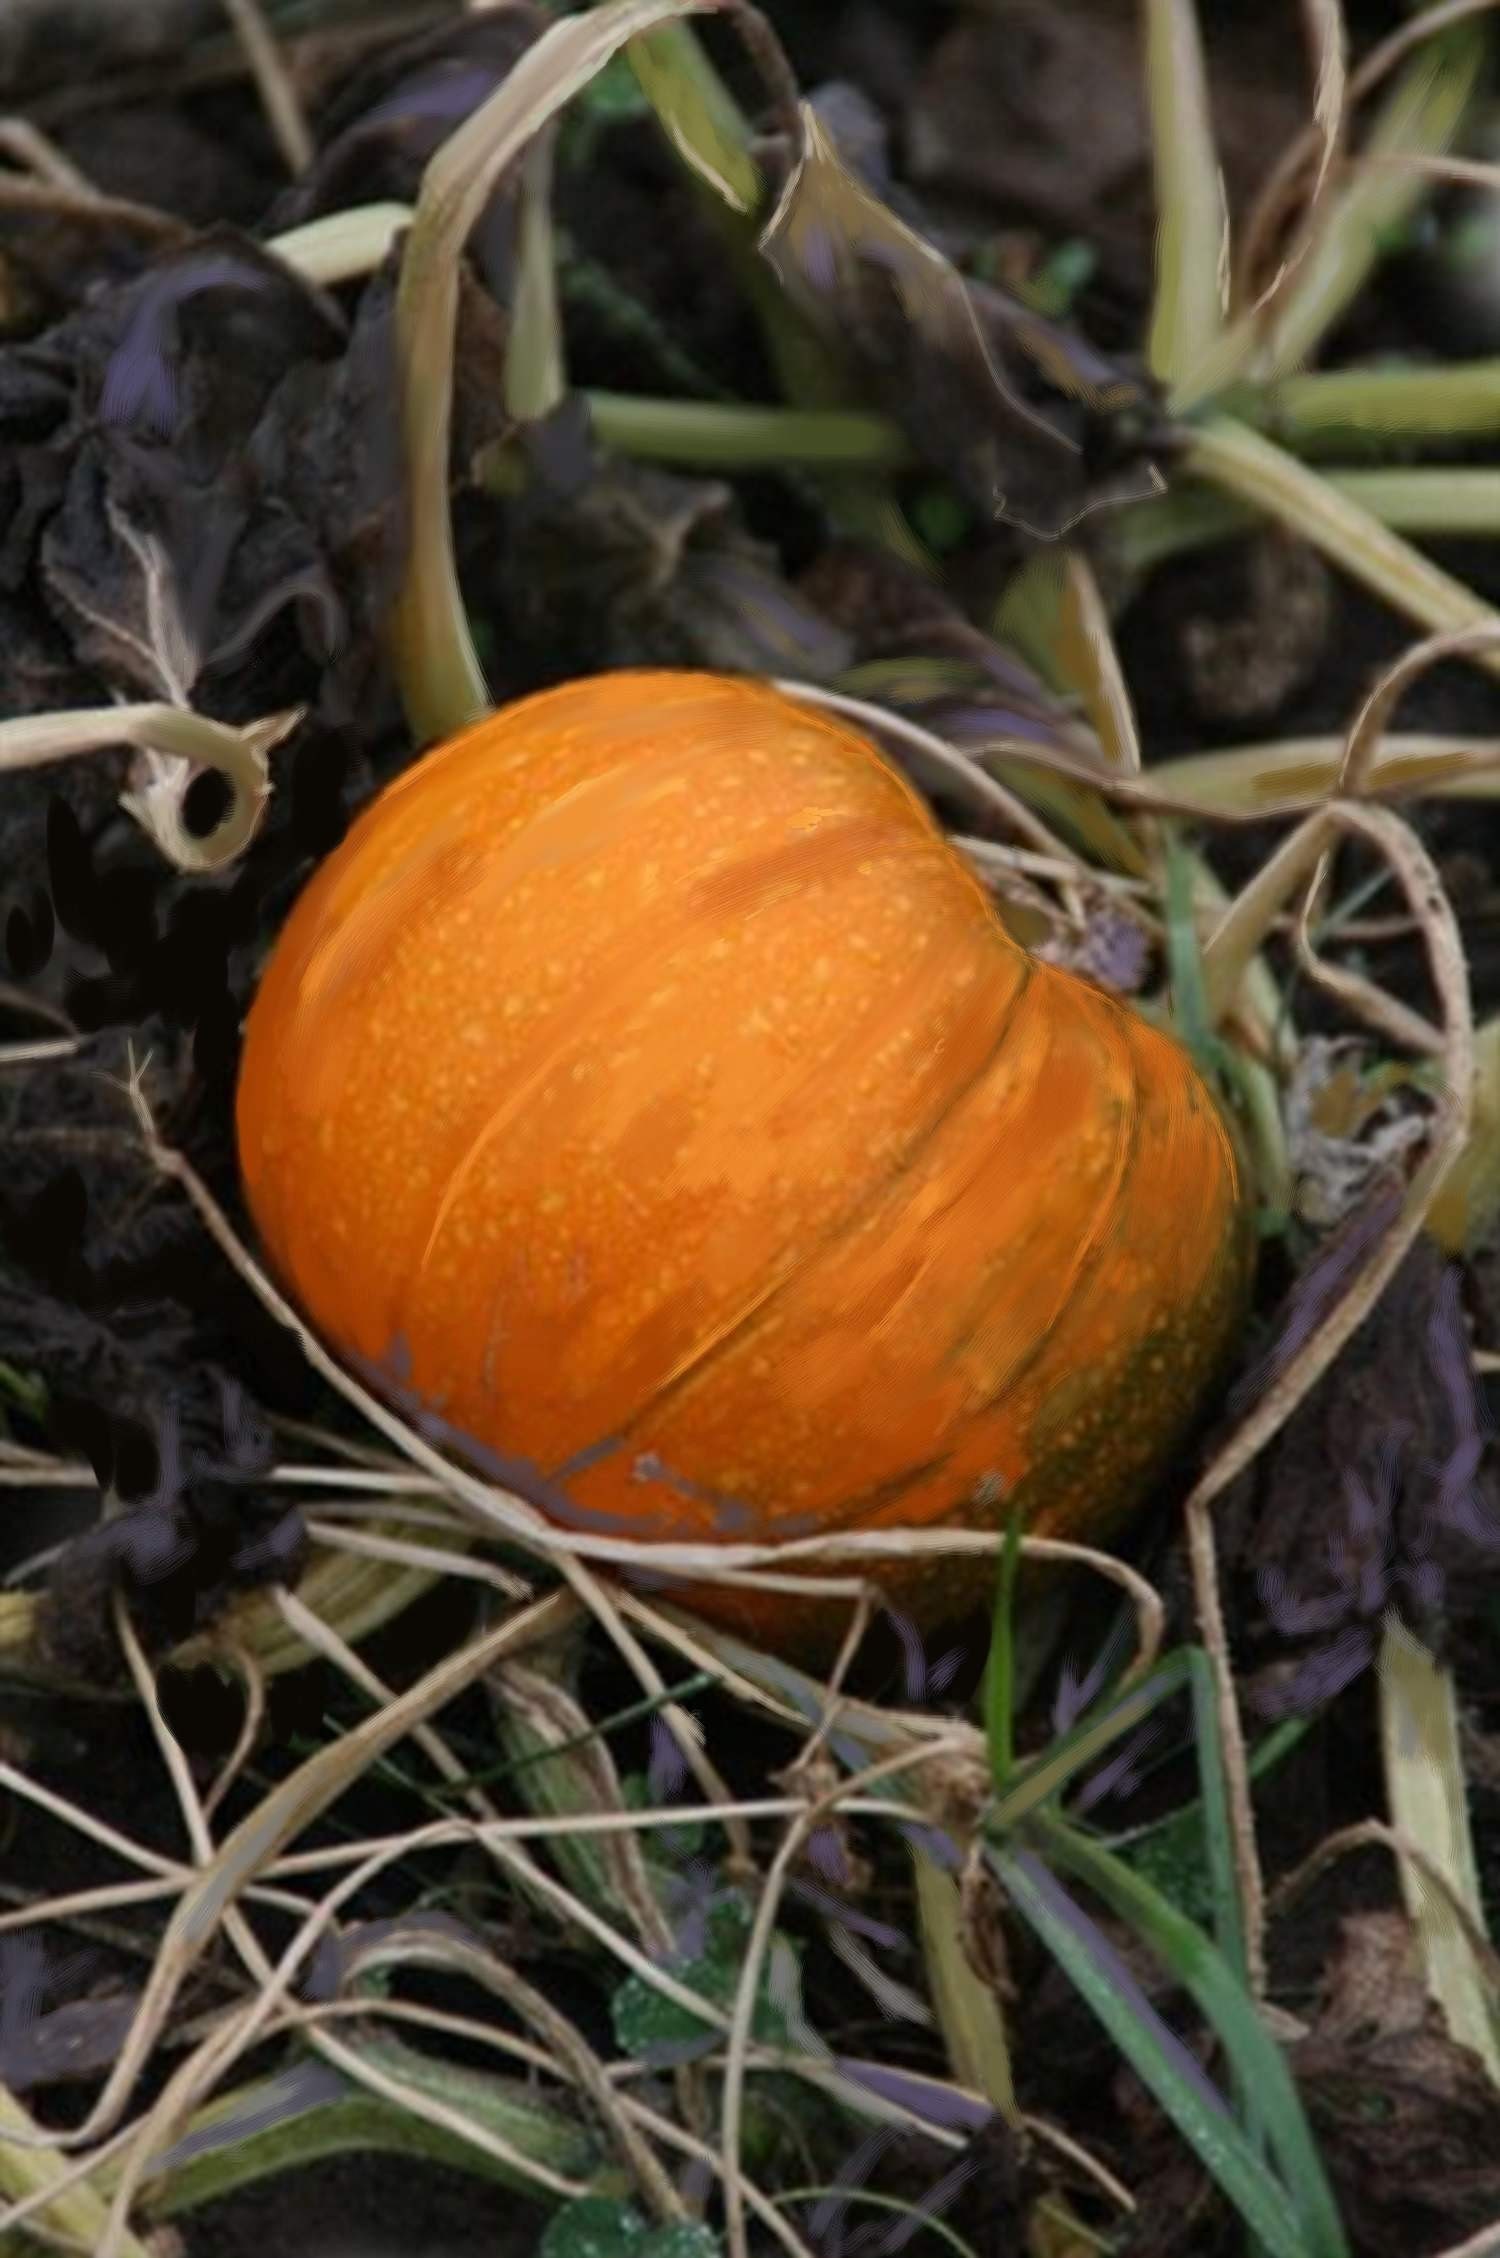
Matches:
[1292,1912,1500,2252]
[1217,1221,1500,1718]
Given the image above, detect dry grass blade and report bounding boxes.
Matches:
[1197,9,1484,404]
[1378,1618,1500,2081]
[1257,11,1484,382]
[0,116,97,194]
[201,1644,266,1824]
[912,1852,1017,2119]
[220,0,313,175]
[32,1594,574,2153]
[774,678,1088,864]
[1341,620,1500,792]
[266,202,412,288]
[277,1588,687,2222]
[1185,418,1500,668]
[1056,552,1143,777]
[1151,732,1500,819]
[1225,0,1348,337]
[1280,0,1349,308]
[493,1655,676,1948]
[718,1735,979,2258]
[1237,0,1500,315]
[1267,1815,1500,1990]
[0,170,188,241]
[1142,0,1230,387]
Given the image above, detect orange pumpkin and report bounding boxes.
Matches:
[236,670,1249,1647]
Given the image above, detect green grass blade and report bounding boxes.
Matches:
[989,1650,1196,1833]
[990,1841,1315,2258]
[982,1512,1025,1788]
[1184,1647,1249,1982]
[1033,1817,1349,2258]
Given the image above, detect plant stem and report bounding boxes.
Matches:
[1110,465,1500,579]
[1146,730,1500,818]
[1259,359,1500,450]
[626,20,762,214]
[125,2041,599,2221]
[580,390,914,468]
[1181,416,1500,678]
[1142,0,1228,389]
[912,1851,1019,2121]
[619,7,934,569]
[0,2083,156,2258]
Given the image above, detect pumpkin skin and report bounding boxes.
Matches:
[236,670,1250,1648]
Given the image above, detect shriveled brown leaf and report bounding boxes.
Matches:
[760,104,1156,540]
[1292,1911,1500,2252]
[1218,1222,1500,1720]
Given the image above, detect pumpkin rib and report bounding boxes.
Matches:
[392,818,1003,1357]
[531,953,1041,1489]
[934,969,1148,1410]
[584,965,1141,1544]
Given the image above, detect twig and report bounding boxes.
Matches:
[0,117,98,195]
[220,0,314,175]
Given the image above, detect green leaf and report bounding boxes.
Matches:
[611,1896,796,2059]
[1121,1805,1218,1927]
[541,2198,648,2258]
[540,2200,722,2258]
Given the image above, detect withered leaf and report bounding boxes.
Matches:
[264,5,549,252]
[1218,1220,1500,1718]
[493,449,853,686]
[1293,1912,1500,2250]
[760,103,1159,540]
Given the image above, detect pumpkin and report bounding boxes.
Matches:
[236,670,1250,1648]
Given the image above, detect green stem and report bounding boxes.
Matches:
[1111,463,1500,580]
[1142,0,1228,388]
[620,8,934,569]
[625,20,762,213]
[1258,358,1500,451]
[389,0,737,747]
[574,390,913,469]
[1181,416,1500,676]
[121,2040,599,2222]
[0,2083,156,2258]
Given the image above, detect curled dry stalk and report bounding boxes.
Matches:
[1232,0,1499,317]
[0,702,297,874]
